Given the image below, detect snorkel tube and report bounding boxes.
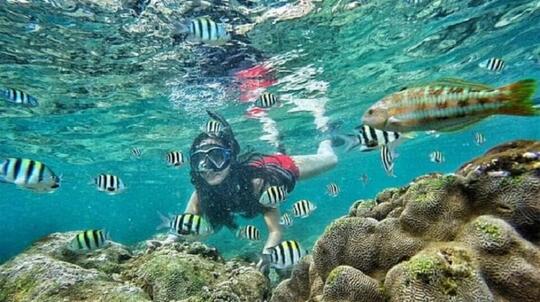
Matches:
[205,110,240,159]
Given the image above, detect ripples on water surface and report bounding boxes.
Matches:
[0,0,539,261]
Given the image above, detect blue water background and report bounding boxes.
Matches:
[1,0,540,262]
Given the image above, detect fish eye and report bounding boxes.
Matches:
[368,109,374,115]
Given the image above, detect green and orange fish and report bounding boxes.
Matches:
[362,78,538,133]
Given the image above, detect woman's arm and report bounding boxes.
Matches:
[253,178,283,251]
[184,190,201,214]
[262,207,283,251]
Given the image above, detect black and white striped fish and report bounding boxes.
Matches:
[68,229,110,252]
[326,183,340,197]
[0,158,60,192]
[266,240,308,269]
[429,151,445,163]
[131,147,142,158]
[1,88,39,107]
[279,213,294,227]
[479,57,505,72]
[380,145,396,177]
[205,119,223,136]
[292,200,317,218]
[236,225,261,241]
[166,151,185,167]
[474,132,486,145]
[404,0,424,4]
[259,185,287,207]
[94,174,125,194]
[177,17,231,45]
[255,93,278,108]
[157,212,212,236]
[339,124,402,152]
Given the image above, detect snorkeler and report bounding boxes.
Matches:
[184,110,337,274]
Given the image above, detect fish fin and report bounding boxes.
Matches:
[388,116,401,124]
[156,211,170,230]
[499,79,538,115]
[431,78,493,90]
[401,132,417,139]
[437,117,485,132]
[173,20,190,34]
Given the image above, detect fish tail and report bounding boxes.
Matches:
[499,79,538,115]
[156,211,170,230]
[335,134,360,151]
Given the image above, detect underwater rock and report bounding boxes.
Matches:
[0,254,150,302]
[384,245,493,302]
[0,232,269,302]
[322,265,384,302]
[271,140,540,301]
[124,241,270,302]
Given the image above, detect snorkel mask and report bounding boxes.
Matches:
[190,145,232,172]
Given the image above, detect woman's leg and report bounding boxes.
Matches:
[291,140,337,180]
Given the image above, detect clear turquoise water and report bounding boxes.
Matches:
[1,0,539,262]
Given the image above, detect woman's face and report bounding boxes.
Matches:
[194,139,231,186]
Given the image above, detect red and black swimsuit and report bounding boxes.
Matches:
[248,154,300,180]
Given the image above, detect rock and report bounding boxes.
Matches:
[0,232,269,302]
[384,245,493,302]
[322,265,384,302]
[0,254,149,302]
[272,140,540,301]
[123,242,270,302]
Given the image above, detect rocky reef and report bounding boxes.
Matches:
[271,140,540,302]
[0,233,270,302]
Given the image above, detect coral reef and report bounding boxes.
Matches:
[0,233,270,302]
[272,140,540,301]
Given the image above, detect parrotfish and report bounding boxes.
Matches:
[362,78,537,133]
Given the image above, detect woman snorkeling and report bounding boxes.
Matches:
[183,110,337,272]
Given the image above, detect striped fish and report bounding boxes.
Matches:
[259,185,287,207]
[166,151,185,167]
[1,88,39,107]
[236,225,261,241]
[187,17,230,45]
[157,212,212,237]
[255,93,278,108]
[474,132,486,145]
[326,183,340,197]
[404,0,424,4]
[68,229,110,252]
[131,147,142,158]
[339,124,402,152]
[292,200,317,218]
[267,240,308,269]
[430,151,445,163]
[480,58,505,72]
[0,158,60,192]
[205,119,223,136]
[279,213,294,227]
[94,174,125,194]
[362,78,538,133]
[380,145,396,177]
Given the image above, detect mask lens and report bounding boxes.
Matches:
[190,147,231,172]
[207,148,227,167]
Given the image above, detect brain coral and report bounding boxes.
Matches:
[271,140,540,302]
